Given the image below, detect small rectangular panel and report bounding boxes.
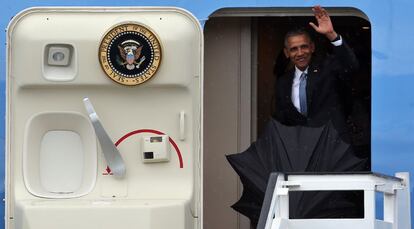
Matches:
[100,174,128,198]
[141,135,171,163]
[43,44,77,81]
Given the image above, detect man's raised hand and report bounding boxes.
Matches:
[309,5,338,41]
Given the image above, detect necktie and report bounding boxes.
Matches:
[299,72,307,116]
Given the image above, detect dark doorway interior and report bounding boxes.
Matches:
[256,16,371,169]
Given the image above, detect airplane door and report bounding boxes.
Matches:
[6,7,202,229]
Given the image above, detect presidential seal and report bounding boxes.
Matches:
[99,23,162,86]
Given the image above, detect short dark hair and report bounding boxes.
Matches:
[284,28,312,47]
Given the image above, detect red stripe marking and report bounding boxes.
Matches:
[114,129,184,168]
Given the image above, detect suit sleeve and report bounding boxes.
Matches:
[331,39,359,80]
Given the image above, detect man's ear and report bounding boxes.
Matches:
[283,48,289,58]
[310,42,315,53]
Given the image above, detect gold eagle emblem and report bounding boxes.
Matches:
[118,40,145,70]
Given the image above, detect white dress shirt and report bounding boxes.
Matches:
[291,67,308,112]
[291,36,343,113]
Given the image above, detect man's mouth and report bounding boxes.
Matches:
[296,57,306,63]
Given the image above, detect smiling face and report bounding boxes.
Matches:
[284,34,315,71]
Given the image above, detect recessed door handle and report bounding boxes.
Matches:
[83,97,126,178]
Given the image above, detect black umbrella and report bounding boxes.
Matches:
[226,118,368,225]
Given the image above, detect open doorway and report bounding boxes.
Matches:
[256,15,371,168]
[204,8,371,229]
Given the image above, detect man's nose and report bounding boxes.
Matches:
[297,48,304,55]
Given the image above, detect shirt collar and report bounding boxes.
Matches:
[294,66,309,79]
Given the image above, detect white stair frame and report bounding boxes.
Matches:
[259,172,411,229]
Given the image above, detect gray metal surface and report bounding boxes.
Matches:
[83,98,126,178]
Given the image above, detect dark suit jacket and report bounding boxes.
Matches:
[274,40,359,140]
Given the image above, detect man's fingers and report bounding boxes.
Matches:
[320,8,329,18]
[313,5,326,19]
[313,5,322,11]
[309,22,319,31]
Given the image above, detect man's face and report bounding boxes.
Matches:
[284,34,315,71]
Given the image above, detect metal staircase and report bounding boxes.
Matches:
[257,172,411,229]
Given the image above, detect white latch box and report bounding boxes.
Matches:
[141,135,171,163]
